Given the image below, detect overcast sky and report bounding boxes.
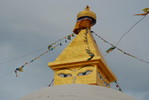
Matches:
[0,0,149,100]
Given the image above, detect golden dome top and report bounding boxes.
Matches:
[77,6,96,22]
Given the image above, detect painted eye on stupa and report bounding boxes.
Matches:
[77,70,92,76]
[58,73,72,78]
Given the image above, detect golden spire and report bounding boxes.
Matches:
[48,6,117,86]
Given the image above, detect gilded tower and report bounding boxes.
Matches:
[20,6,135,100]
[48,6,117,87]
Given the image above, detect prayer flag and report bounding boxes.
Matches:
[48,45,52,50]
[135,8,149,16]
[106,46,116,53]
[67,35,71,40]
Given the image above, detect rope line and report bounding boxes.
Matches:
[84,29,95,60]
[115,81,122,92]
[92,32,149,64]
[116,15,147,46]
[0,33,75,78]
[48,79,54,87]
[14,33,75,77]
[0,47,46,66]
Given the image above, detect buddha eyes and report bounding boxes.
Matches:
[58,73,72,78]
[77,70,92,76]
[58,70,93,78]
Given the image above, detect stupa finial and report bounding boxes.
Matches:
[85,5,90,11]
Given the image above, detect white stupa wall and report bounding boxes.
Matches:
[20,84,135,100]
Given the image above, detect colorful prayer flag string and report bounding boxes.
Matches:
[115,81,122,92]
[14,50,49,77]
[14,33,75,77]
[92,31,149,65]
[98,72,110,87]
[84,29,95,60]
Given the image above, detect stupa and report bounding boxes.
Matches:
[20,6,135,100]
